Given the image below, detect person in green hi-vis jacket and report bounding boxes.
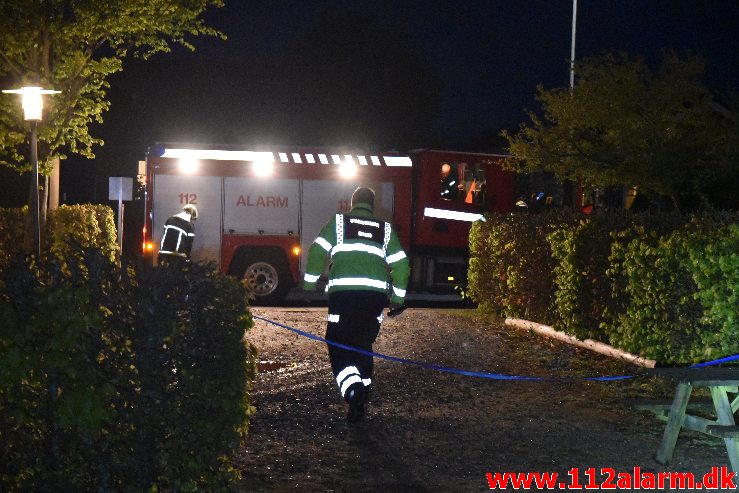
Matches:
[303,186,410,423]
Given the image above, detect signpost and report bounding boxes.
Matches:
[109,177,133,252]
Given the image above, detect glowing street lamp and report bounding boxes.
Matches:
[2,86,61,257]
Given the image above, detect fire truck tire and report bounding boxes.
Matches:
[233,250,291,305]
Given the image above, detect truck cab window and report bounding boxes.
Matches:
[440,162,460,200]
[440,161,486,208]
[464,167,486,208]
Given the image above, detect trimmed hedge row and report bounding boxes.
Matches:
[0,251,257,491]
[469,211,738,364]
[0,207,26,270]
[468,210,575,320]
[46,204,119,263]
[0,204,118,270]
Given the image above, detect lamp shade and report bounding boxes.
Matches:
[2,86,61,121]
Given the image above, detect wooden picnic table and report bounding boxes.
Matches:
[642,367,739,472]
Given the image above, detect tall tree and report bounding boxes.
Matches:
[503,52,739,210]
[0,0,224,175]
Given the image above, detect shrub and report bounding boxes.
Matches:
[468,210,575,321]
[606,214,738,364]
[599,213,688,340]
[0,207,27,270]
[128,261,257,491]
[471,209,738,365]
[688,222,739,358]
[548,213,630,340]
[0,250,256,491]
[45,204,119,263]
[0,204,118,269]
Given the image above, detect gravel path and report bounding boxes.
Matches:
[235,308,728,492]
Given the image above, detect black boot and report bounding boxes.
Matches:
[345,383,366,423]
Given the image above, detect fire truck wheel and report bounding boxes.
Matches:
[236,253,290,305]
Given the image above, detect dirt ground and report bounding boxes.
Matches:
[235,308,729,492]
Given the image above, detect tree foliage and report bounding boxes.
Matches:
[503,52,739,210]
[0,0,224,174]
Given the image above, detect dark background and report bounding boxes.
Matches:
[2,1,738,254]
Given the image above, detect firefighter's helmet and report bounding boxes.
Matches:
[183,204,198,220]
[351,187,375,210]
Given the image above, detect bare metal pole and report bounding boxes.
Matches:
[118,181,124,252]
[30,120,41,258]
[570,0,578,89]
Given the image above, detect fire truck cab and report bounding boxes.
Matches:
[142,145,514,303]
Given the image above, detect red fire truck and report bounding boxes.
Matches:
[142,145,515,303]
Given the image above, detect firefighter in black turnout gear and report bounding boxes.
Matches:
[303,187,410,423]
[158,204,197,264]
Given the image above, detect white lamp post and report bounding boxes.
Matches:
[2,86,61,257]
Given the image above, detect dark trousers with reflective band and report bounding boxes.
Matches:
[326,290,386,400]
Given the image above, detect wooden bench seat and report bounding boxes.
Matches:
[632,398,715,412]
[706,425,739,439]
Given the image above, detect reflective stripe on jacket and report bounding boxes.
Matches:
[302,203,410,304]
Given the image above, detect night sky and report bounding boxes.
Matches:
[2,1,738,211]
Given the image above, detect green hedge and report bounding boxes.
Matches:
[468,210,575,321]
[0,251,256,491]
[605,216,739,363]
[0,204,118,269]
[0,207,27,270]
[690,223,739,355]
[45,204,118,262]
[548,216,611,340]
[469,211,739,365]
[546,213,672,341]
